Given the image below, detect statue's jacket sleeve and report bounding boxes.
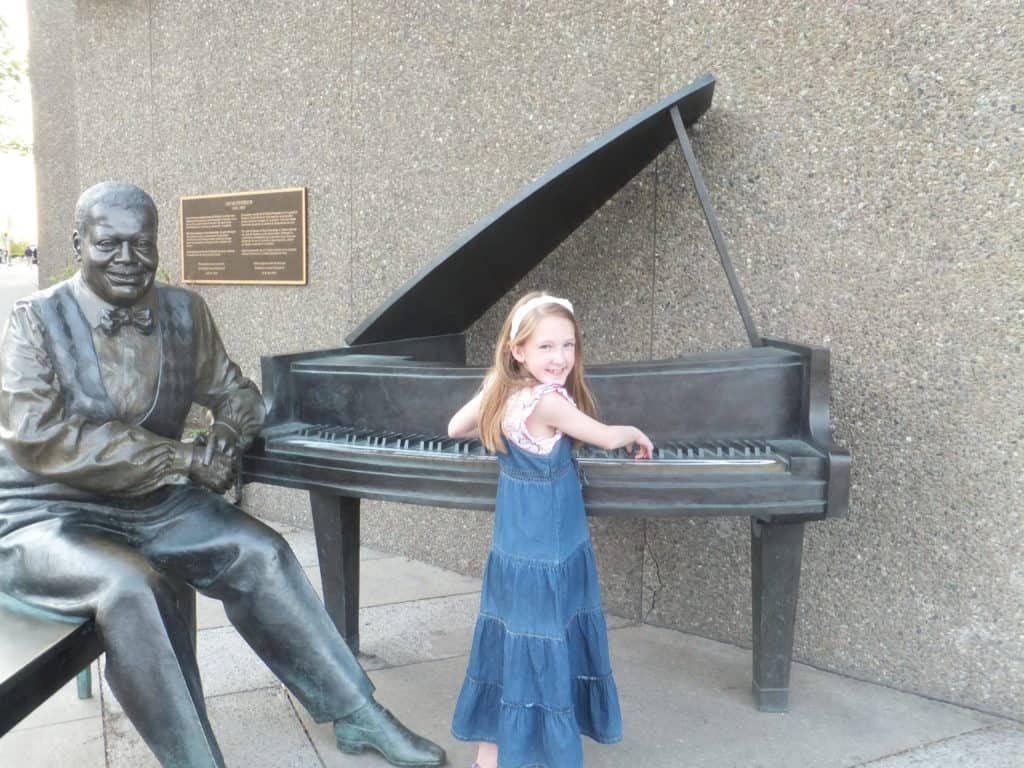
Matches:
[0,282,264,536]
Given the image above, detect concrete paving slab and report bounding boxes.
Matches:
[361,546,388,562]
[313,627,1018,768]
[194,591,230,631]
[100,623,389,718]
[360,592,482,667]
[8,659,102,732]
[357,593,635,670]
[608,623,1005,768]
[294,652,657,768]
[267,520,390,568]
[7,533,1020,768]
[305,555,483,608]
[860,724,1024,768]
[0,262,39,321]
[289,658,467,768]
[99,625,279,716]
[105,687,319,767]
[101,622,391,720]
[358,556,483,607]
[0,713,105,768]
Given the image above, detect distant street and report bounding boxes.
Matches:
[0,260,39,322]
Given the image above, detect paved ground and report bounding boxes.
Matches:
[0,267,1021,766]
[1,523,1021,768]
[0,259,39,318]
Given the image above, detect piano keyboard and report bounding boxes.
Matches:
[266,425,785,468]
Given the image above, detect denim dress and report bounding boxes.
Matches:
[452,389,622,768]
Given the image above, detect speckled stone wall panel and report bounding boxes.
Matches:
[71,1,153,193]
[146,0,357,378]
[27,0,79,284]
[647,0,1024,718]
[347,0,662,326]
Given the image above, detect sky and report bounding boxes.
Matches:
[0,0,35,246]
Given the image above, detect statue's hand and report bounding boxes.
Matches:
[204,422,241,462]
[188,446,236,494]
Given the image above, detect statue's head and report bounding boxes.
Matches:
[72,182,159,307]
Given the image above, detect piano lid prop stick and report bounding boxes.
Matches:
[670,105,762,347]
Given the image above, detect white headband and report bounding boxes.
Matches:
[509,296,574,340]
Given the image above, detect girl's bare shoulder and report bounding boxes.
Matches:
[535,383,575,404]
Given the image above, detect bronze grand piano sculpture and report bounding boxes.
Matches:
[241,73,851,713]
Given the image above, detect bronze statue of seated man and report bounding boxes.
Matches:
[0,181,445,768]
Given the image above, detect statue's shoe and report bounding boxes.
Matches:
[334,701,446,767]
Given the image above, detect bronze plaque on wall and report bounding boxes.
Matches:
[180,188,306,284]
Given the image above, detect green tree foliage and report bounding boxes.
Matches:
[8,237,29,255]
[0,15,29,155]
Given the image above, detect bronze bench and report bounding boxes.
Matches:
[0,586,196,736]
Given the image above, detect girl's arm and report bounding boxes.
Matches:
[448,387,486,438]
[532,391,654,459]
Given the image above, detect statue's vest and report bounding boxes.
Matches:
[0,281,200,536]
[34,281,197,439]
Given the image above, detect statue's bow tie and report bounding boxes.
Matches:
[98,306,155,336]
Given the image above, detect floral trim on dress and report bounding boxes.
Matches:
[502,383,575,455]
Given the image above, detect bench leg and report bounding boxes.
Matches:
[751,518,805,712]
[76,666,92,699]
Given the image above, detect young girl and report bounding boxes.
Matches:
[449,292,653,768]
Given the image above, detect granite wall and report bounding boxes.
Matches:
[29,1,1022,719]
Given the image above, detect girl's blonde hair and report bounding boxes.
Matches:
[478,291,598,453]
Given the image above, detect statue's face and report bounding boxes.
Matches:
[73,203,159,306]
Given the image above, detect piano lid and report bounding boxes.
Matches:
[347,73,716,346]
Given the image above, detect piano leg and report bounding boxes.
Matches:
[750,518,805,713]
[310,491,361,654]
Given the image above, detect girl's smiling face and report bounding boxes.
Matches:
[512,314,577,386]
